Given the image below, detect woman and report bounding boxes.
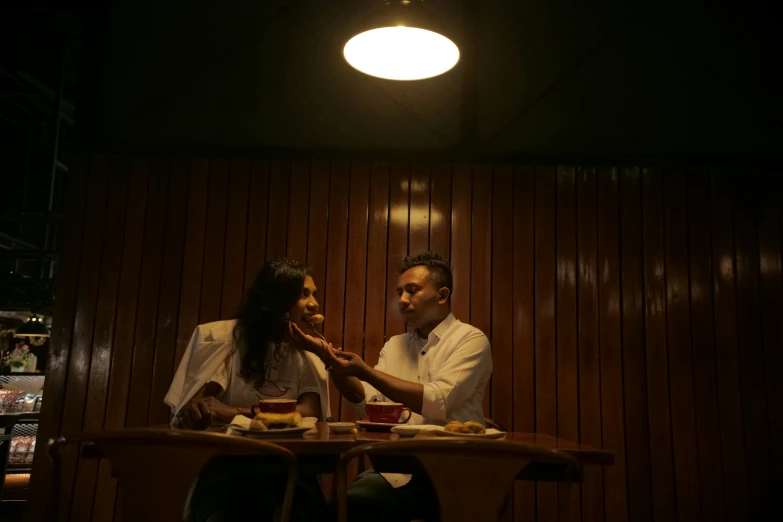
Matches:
[165,258,330,522]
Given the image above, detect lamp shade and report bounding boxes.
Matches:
[343,0,460,81]
[14,315,50,338]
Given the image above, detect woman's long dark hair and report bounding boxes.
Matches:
[233,258,310,384]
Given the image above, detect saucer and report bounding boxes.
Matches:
[356,420,409,432]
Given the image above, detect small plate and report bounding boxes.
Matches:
[356,420,409,433]
[328,422,356,434]
[233,426,313,438]
[390,424,442,437]
[434,428,506,439]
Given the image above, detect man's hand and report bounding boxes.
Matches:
[330,350,372,379]
[178,397,238,430]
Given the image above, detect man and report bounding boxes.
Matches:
[288,251,492,521]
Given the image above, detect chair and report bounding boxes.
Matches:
[336,438,580,522]
[48,429,298,522]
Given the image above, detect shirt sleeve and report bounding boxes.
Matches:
[206,358,229,399]
[297,352,323,398]
[420,333,492,424]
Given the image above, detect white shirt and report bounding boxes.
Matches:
[209,342,321,407]
[355,312,492,425]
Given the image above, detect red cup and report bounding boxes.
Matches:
[250,398,297,416]
[365,402,412,424]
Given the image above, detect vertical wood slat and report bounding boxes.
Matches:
[198,159,228,325]
[732,176,771,520]
[220,159,250,319]
[687,172,726,522]
[663,171,702,521]
[25,157,88,522]
[147,159,190,425]
[642,168,676,522]
[323,162,350,419]
[266,160,290,261]
[597,168,627,522]
[619,167,652,522]
[243,160,270,293]
[710,173,749,521]
[577,167,603,522]
[59,157,111,522]
[306,161,330,346]
[512,166,536,522]
[69,158,130,522]
[364,162,390,369]
[535,166,558,522]
[471,165,492,417]
[409,162,430,255]
[286,160,310,264]
[341,162,370,421]
[428,163,451,259]
[450,164,471,323]
[386,162,409,340]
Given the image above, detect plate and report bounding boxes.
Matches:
[434,428,506,439]
[232,426,313,438]
[356,420,410,433]
[328,422,357,434]
[390,424,442,437]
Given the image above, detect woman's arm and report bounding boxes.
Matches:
[296,391,322,419]
[178,382,247,429]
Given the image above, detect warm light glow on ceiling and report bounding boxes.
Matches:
[343,26,460,81]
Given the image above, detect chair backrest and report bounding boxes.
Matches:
[337,438,580,522]
[48,429,298,522]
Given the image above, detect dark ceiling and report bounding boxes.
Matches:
[4,0,783,160]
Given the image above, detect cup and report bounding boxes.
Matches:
[250,398,298,416]
[365,402,412,424]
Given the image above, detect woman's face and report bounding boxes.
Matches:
[288,275,320,332]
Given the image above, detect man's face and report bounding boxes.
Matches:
[396,265,448,329]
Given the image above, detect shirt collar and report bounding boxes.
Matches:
[428,312,457,343]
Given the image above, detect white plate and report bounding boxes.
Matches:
[390,424,442,437]
[232,426,313,438]
[434,428,506,439]
[356,420,409,432]
[328,422,356,434]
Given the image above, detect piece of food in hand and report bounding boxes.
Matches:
[463,421,486,434]
[444,421,471,434]
[306,314,325,325]
[251,410,302,430]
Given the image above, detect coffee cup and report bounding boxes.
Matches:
[365,402,412,424]
[250,398,297,416]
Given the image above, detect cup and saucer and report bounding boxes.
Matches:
[355,402,412,432]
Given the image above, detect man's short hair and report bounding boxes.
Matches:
[398,251,453,295]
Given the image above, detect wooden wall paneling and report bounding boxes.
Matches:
[641,168,676,522]
[490,165,514,522]
[58,156,110,522]
[663,171,702,521]
[597,168,627,522]
[363,162,390,369]
[450,164,471,323]
[686,172,726,522]
[323,162,350,418]
[125,159,170,428]
[428,163,451,259]
[490,165,513,431]
[68,157,129,522]
[385,162,409,340]
[25,158,88,522]
[409,162,430,255]
[576,167,603,522]
[710,173,749,521]
[243,160,270,293]
[286,160,311,264]
[512,166,536,522]
[732,178,771,519]
[555,166,580,520]
[198,159,229,324]
[757,180,783,506]
[91,157,151,522]
[619,167,652,522]
[471,164,492,416]
[147,159,189,425]
[534,165,558,522]
[266,160,290,261]
[341,162,370,421]
[220,159,250,319]
[306,161,330,331]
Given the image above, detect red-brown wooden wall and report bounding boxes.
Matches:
[26,157,783,522]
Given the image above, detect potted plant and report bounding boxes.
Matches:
[3,343,35,372]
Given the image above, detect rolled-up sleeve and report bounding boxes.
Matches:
[421,333,492,424]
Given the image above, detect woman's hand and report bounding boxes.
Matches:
[285,321,332,360]
[178,397,238,430]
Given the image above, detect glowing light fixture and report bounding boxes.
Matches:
[14,315,50,340]
[344,0,460,81]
